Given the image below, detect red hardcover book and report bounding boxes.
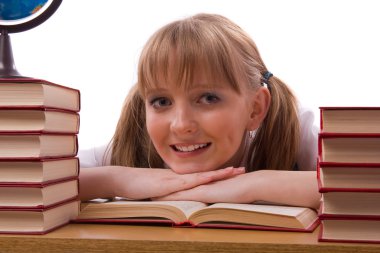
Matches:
[0,78,80,112]
[0,107,80,134]
[0,178,79,209]
[318,191,380,219]
[74,199,320,232]
[320,107,380,134]
[317,161,380,192]
[0,133,78,159]
[317,107,380,243]
[318,133,380,164]
[0,157,79,185]
[0,199,80,235]
[319,217,380,243]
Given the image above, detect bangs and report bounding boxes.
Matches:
[138,16,243,96]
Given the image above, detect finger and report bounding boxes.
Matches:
[161,167,245,196]
[176,167,244,191]
[199,167,245,183]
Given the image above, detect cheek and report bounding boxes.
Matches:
[205,112,246,143]
[146,111,167,146]
[212,109,249,145]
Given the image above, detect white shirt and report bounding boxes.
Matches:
[78,106,319,171]
[296,106,319,171]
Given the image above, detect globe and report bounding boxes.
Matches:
[0,0,61,33]
[0,0,62,77]
[0,0,49,21]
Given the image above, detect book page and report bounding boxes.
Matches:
[322,220,380,242]
[323,109,380,133]
[110,198,208,215]
[79,199,207,223]
[321,167,380,189]
[156,201,207,218]
[189,203,317,229]
[206,203,308,216]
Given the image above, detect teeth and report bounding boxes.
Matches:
[175,143,208,152]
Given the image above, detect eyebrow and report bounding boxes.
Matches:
[144,82,227,96]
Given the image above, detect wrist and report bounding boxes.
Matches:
[109,166,126,198]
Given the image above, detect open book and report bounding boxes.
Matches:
[76,199,319,232]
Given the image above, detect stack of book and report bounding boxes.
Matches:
[0,78,81,234]
[317,107,380,243]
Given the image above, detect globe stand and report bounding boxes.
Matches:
[0,29,23,78]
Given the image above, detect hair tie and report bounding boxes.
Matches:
[261,71,273,91]
[263,71,273,83]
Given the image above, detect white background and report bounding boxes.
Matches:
[9,0,380,149]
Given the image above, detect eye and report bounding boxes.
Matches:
[150,97,172,109]
[199,92,220,104]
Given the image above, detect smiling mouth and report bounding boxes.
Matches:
[172,143,211,152]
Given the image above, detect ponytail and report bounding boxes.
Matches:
[247,75,300,171]
[110,85,163,168]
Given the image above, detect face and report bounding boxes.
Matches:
[144,73,256,174]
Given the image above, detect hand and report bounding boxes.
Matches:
[111,166,245,200]
[153,172,253,203]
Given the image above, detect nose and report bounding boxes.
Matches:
[170,104,198,135]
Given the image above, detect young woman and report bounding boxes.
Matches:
[79,13,320,209]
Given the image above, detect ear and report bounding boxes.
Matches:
[246,87,271,131]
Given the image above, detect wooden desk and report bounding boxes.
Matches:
[0,224,379,253]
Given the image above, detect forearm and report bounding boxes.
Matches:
[247,170,321,209]
[79,166,117,201]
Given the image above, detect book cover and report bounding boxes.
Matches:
[0,199,80,235]
[0,157,79,185]
[320,107,380,134]
[0,78,80,112]
[0,107,80,134]
[75,199,320,232]
[0,133,78,159]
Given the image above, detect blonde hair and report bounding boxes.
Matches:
[111,13,300,171]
